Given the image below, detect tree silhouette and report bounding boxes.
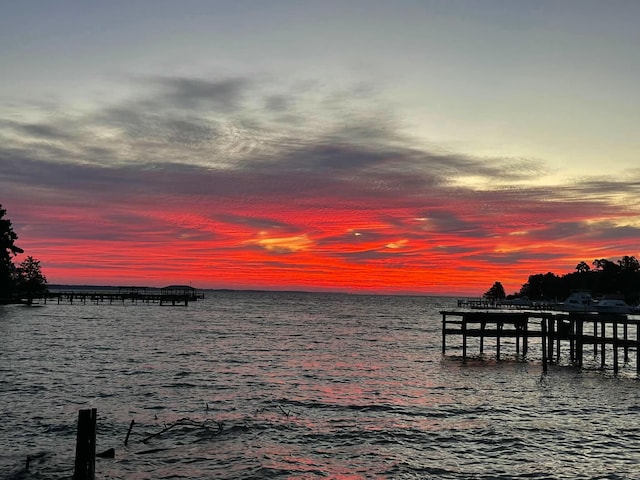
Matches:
[520,272,563,301]
[1,205,24,301]
[515,256,640,305]
[16,256,48,305]
[592,258,618,272]
[618,255,640,272]
[575,261,590,273]
[483,281,506,301]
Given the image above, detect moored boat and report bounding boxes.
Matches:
[595,298,632,314]
[559,291,596,312]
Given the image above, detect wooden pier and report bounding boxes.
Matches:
[441,310,640,375]
[455,297,552,310]
[37,285,204,306]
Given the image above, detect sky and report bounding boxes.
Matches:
[1,1,640,296]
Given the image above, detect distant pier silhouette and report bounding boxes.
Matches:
[37,285,203,306]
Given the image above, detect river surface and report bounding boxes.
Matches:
[2,291,640,479]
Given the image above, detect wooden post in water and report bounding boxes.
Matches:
[600,318,607,368]
[613,318,619,375]
[441,314,446,355]
[441,313,446,355]
[462,318,467,359]
[73,408,97,480]
[568,316,575,364]
[555,318,561,363]
[575,317,584,367]
[623,321,629,364]
[541,318,548,373]
[547,317,560,363]
[637,325,640,375]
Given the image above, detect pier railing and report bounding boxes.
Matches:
[456,297,553,310]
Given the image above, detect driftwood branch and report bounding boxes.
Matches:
[141,418,225,444]
[124,420,135,446]
[255,405,295,417]
[133,409,291,452]
[142,418,190,443]
[278,405,291,417]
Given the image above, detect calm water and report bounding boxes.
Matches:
[2,291,640,479]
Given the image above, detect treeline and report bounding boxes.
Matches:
[516,256,640,304]
[1,204,47,304]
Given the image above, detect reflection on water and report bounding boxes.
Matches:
[1,293,640,479]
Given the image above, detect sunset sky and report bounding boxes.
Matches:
[2,1,640,295]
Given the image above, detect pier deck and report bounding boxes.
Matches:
[441,310,640,375]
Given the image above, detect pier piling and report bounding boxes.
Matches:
[73,408,97,480]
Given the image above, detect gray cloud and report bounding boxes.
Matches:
[264,94,291,112]
[215,213,298,232]
[145,76,250,112]
[16,122,74,141]
[2,73,550,188]
[420,209,489,237]
[463,250,569,266]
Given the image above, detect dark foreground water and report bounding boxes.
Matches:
[2,291,640,479]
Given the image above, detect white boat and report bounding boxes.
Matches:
[559,291,596,312]
[595,298,631,314]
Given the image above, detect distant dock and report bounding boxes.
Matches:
[455,297,551,310]
[442,310,640,375]
[37,285,204,306]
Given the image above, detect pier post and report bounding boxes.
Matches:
[462,318,467,359]
[623,321,629,364]
[569,316,575,364]
[600,318,606,368]
[548,318,555,364]
[555,318,561,363]
[541,318,548,373]
[576,317,583,367]
[637,325,640,375]
[613,319,619,375]
[73,408,97,480]
[496,321,502,360]
[441,313,446,355]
